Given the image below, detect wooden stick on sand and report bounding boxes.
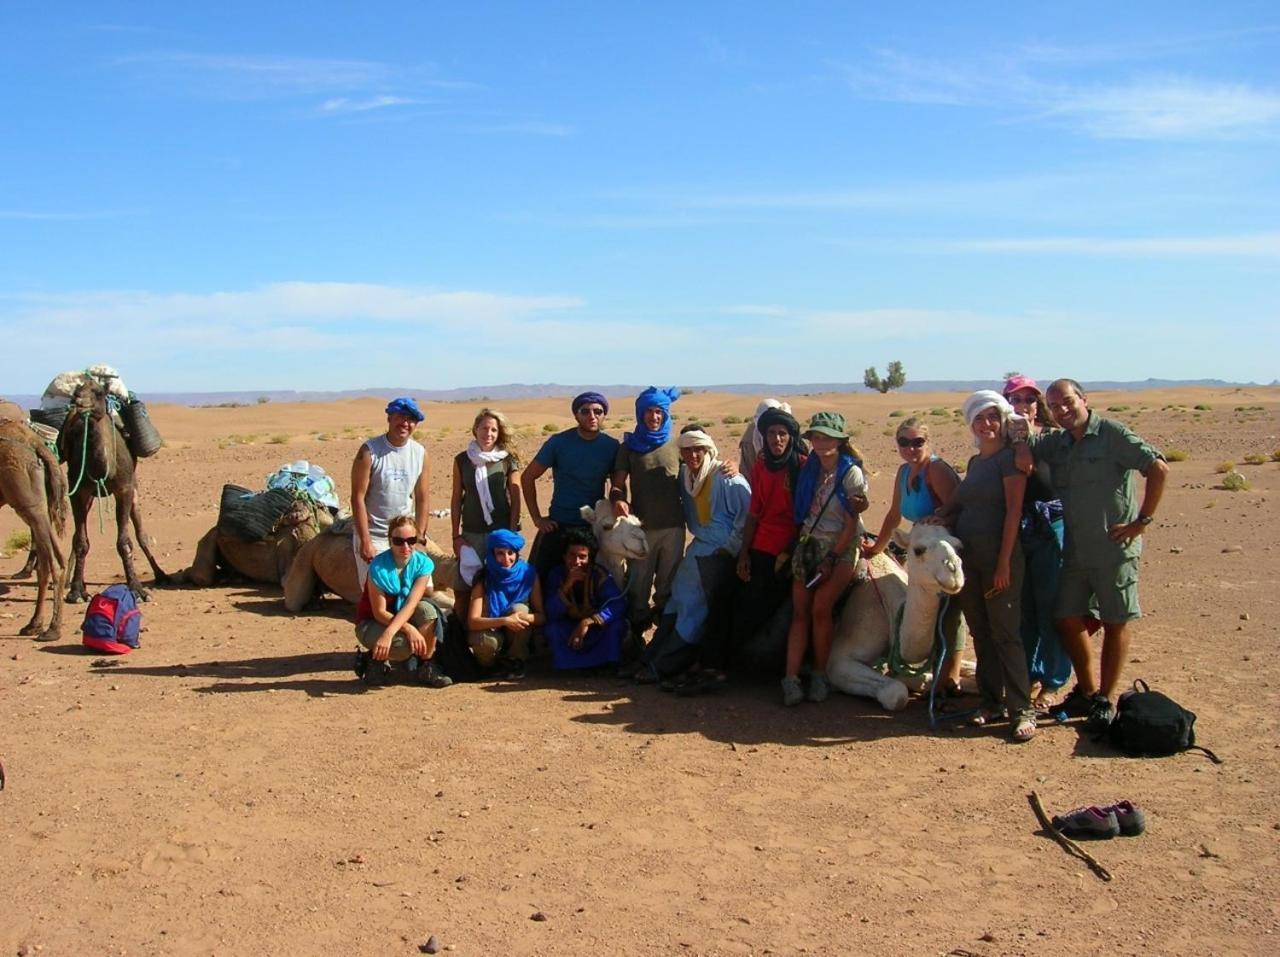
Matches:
[1028,790,1113,882]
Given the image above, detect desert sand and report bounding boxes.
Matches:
[2,386,1278,956]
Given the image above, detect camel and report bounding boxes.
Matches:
[579,499,649,588]
[282,517,458,613]
[0,420,68,641]
[826,524,966,710]
[177,499,334,588]
[59,379,169,603]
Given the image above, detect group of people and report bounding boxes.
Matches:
[347,377,1168,743]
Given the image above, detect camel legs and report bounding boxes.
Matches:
[113,489,150,601]
[128,496,170,586]
[12,501,65,642]
[66,493,93,603]
[826,657,911,711]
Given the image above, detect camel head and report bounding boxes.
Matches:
[893,524,964,595]
[70,378,108,420]
[579,499,648,563]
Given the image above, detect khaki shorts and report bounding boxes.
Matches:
[1056,558,1141,624]
[356,601,439,662]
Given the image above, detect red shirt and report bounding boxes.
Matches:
[748,457,802,556]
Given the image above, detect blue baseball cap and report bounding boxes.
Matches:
[385,396,424,422]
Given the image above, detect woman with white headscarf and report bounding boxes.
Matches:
[930,390,1034,741]
[635,426,751,688]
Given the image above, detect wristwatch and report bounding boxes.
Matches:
[1136,513,1154,526]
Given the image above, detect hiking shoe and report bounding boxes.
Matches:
[499,657,527,680]
[353,648,370,679]
[418,660,454,689]
[807,673,830,703]
[1051,806,1120,840]
[1057,686,1093,718]
[361,660,393,686]
[1084,694,1115,734]
[1100,800,1146,836]
[781,675,804,707]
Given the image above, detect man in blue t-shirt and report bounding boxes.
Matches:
[520,391,622,578]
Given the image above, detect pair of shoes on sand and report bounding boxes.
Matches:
[780,673,829,706]
[1051,801,1146,839]
[357,650,452,688]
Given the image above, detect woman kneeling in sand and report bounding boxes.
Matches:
[466,529,543,678]
[355,514,453,688]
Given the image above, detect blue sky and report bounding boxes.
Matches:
[2,2,1277,393]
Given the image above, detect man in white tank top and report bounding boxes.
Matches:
[351,397,430,586]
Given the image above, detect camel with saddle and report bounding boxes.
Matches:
[179,500,335,588]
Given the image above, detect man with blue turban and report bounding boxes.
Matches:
[521,391,622,580]
[609,386,685,647]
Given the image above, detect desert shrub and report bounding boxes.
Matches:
[1215,461,1234,474]
[888,410,905,417]
[728,428,743,437]
[1243,453,1267,465]
[1164,449,1189,462]
[1194,403,1211,411]
[1221,471,1249,492]
[929,408,949,417]
[1107,405,1130,412]
[542,423,557,433]
[1272,449,1280,462]
[316,433,335,442]
[5,528,31,552]
[882,428,894,436]
[267,434,289,445]
[721,415,742,425]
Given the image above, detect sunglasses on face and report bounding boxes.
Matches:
[390,535,418,547]
[897,437,927,449]
[577,407,606,417]
[1008,394,1037,405]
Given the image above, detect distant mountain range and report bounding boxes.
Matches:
[7,378,1271,408]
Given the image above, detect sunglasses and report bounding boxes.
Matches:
[390,535,418,547]
[897,436,927,449]
[577,407,606,417]
[1008,394,1038,405]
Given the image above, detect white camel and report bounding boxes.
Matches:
[827,524,966,710]
[579,499,649,588]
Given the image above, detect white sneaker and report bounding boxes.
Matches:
[807,673,830,703]
[781,675,804,707]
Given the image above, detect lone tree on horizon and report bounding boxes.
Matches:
[864,360,906,394]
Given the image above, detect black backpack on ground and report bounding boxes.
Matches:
[1107,679,1222,763]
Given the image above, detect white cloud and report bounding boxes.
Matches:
[947,233,1280,258]
[320,95,419,113]
[835,46,1280,141]
[1048,78,1280,139]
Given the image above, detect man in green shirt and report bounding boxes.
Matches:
[1019,379,1169,731]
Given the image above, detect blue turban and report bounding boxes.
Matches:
[385,396,424,422]
[483,529,536,618]
[624,386,680,454]
[571,391,609,415]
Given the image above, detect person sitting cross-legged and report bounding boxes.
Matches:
[355,514,453,688]
[466,529,544,678]
[543,527,627,672]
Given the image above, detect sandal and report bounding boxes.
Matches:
[969,708,1006,727]
[1011,715,1037,743]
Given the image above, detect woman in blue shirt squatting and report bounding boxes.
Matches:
[636,427,751,687]
[782,412,869,707]
[466,528,544,679]
[543,526,627,671]
[354,514,453,688]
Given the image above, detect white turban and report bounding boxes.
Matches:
[751,399,791,456]
[961,390,1014,448]
[677,429,719,496]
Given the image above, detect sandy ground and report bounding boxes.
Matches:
[2,386,1278,956]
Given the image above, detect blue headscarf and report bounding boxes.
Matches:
[571,391,609,415]
[385,396,424,422]
[484,529,537,618]
[368,549,435,614]
[623,386,680,453]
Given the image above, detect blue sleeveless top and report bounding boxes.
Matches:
[899,457,939,523]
